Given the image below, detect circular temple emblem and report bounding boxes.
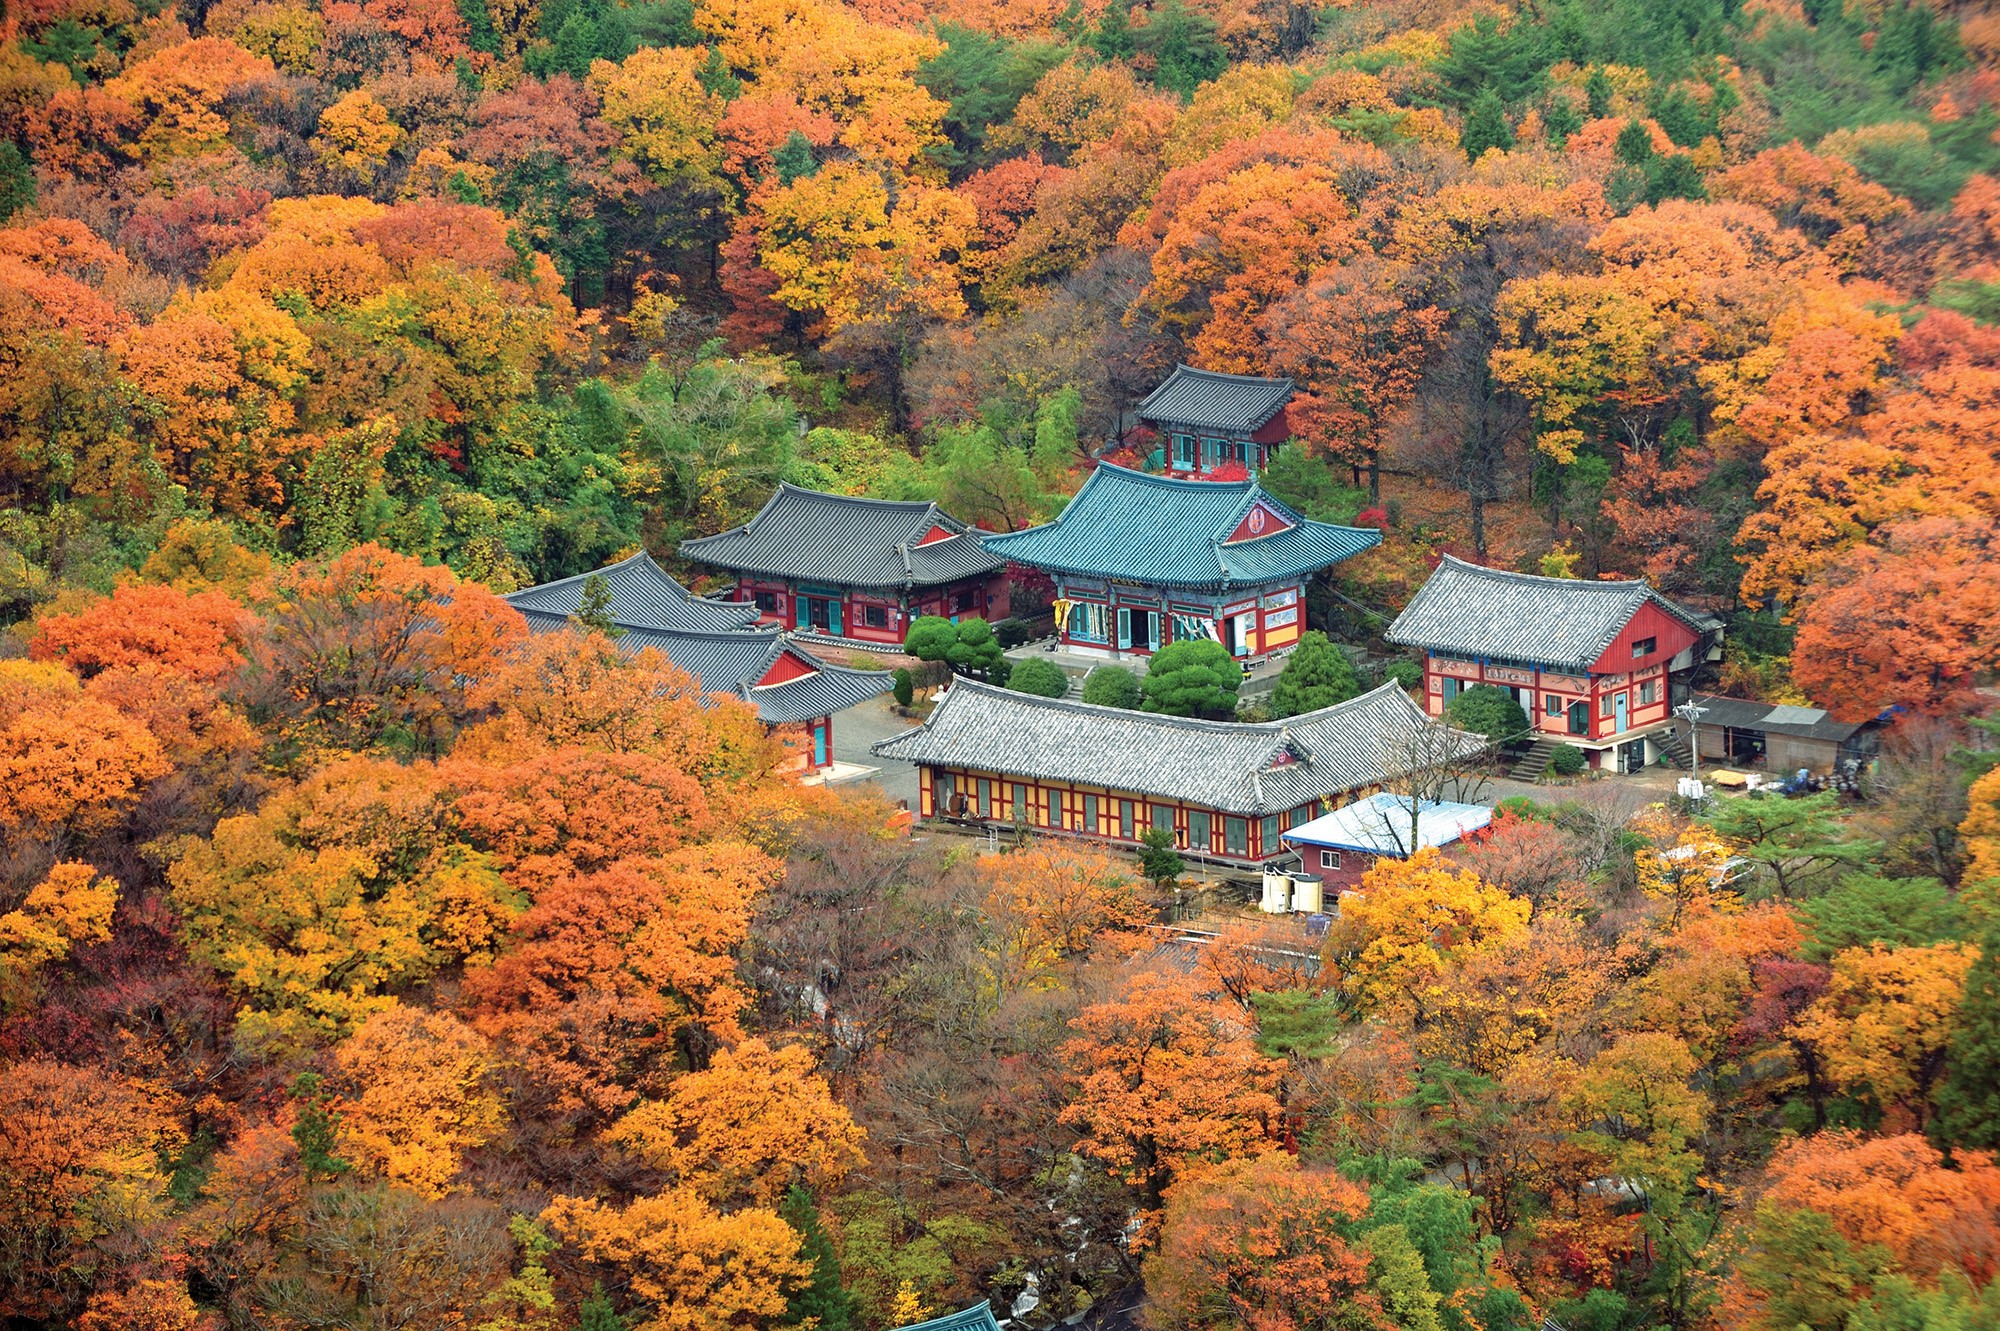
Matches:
[1247,506,1267,534]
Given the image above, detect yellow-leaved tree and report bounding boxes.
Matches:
[542,1187,809,1331]
[1327,847,1531,1022]
[169,757,520,1047]
[332,1006,505,1197]
[1788,941,1978,1130]
[0,862,118,1012]
[607,1037,864,1208]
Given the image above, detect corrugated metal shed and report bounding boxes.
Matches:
[516,611,889,724]
[1688,693,1869,742]
[1137,364,1294,432]
[1385,555,1708,672]
[504,550,760,633]
[871,680,1480,815]
[984,464,1380,588]
[679,484,1005,589]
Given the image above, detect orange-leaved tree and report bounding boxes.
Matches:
[541,1186,810,1331]
[30,581,252,683]
[1143,1152,1397,1331]
[242,544,527,762]
[332,1005,506,1198]
[1788,941,1978,1129]
[1060,964,1284,1211]
[463,843,778,1120]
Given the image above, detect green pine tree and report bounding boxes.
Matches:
[1139,826,1184,886]
[290,1073,351,1183]
[1460,88,1515,160]
[1134,0,1225,98]
[1937,932,2000,1150]
[0,143,33,225]
[578,1284,626,1331]
[1088,0,1135,61]
[1081,665,1142,709]
[1270,631,1361,719]
[1614,117,1657,166]
[574,572,624,638]
[1007,657,1069,698]
[780,1186,859,1331]
[1140,640,1242,718]
[1543,94,1584,148]
[773,130,819,185]
[1585,66,1613,119]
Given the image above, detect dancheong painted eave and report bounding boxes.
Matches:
[870,678,1481,815]
[1137,364,1294,433]
[678,483,1006,590]
[982,463,1380,589]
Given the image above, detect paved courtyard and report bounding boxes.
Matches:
[829,693,923,808]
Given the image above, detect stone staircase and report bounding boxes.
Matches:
[1654,728,1695,770]
[1506,738,1558,782]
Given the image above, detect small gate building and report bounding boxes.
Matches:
[506,557,890,773]
[983,462,1379,659]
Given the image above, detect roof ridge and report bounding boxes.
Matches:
[1094,460,1256,492]
[1166,363,1294,387]
[775,480,943,512]
[1435,553,1651,592]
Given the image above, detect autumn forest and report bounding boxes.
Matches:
[2,0,2000,1323]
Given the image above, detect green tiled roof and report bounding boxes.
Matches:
[888,1305,1003,1331]
[984,463,1380,588]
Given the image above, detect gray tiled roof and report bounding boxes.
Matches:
[679,484,1005,589]
[871,680,1478,815]
[983,464,1380,588]
[1137,364,1294,433]
[504,550,760,633]
[1687,693,1868,743]
[1384,556,1709,672]
[516,610,889,725]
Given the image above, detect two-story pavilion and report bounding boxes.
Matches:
[1385,556,1720,773]
[871,679,1480,870]
[984,463,1379,659]
[1137,365,1295,478]
[506,556,889,773]
[679,484,1010,646]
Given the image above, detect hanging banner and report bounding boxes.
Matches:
[1172,614,1220,642]
[1053,598,1073,629]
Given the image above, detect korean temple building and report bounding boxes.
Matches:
[871,679,1478,870]
[504,552,890,773]
[984,463,1380,659]
[679,484,1009,645]
[1385,555,1722,773]
[1137,365,1295,477]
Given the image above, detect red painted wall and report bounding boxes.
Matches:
[1591,600,1698,675]
[1251,406,1292,444]
[758,649,818,685]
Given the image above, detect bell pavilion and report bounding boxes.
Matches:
[984,463,1380,659]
